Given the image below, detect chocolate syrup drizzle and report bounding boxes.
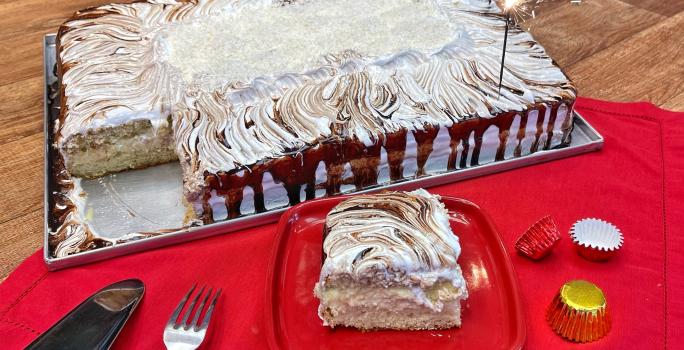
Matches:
[200,102,572,223]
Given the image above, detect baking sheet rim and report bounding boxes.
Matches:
[42,34,604,270]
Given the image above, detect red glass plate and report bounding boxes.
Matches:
[265,195,525,349]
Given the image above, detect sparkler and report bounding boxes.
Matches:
[496,0,583,96]
[498,0,583,28]
[497,0,516,95]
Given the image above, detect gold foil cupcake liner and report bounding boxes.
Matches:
[547,280,611,343]
[570,218,623,261]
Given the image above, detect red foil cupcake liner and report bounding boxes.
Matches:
[570,218,623,262]
[514,216,561,260]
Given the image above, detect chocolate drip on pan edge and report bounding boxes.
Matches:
[201,101,573,223]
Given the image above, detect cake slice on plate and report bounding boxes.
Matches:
[314,189,468,330]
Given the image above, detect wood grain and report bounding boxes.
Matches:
[0,0,683,279]
[621,0,684,16]
[0,78,43,144]
[0,210,43,279]
[0,0,126,40]
[567,12,684,105]
[663,92,684,112]
[528,0,665,67]
[0,134,44,225]
[0,35,45,85]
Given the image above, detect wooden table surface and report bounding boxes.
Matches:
[1,0,683,280]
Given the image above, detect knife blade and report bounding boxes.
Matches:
[25,278,144,350]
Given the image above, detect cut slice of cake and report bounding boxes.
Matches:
[55,2,186,178]
[314,189,468,330]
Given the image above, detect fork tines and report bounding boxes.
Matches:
[168,284,222,331]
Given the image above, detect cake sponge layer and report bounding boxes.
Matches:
[61,119,176,178]
[315,281,466,330]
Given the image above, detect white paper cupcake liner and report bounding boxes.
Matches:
[570,218,623,261]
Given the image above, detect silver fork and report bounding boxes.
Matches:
[163,284,222,350]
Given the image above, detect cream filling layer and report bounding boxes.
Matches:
[316,281,466,314]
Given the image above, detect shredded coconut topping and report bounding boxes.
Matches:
[162,0,456,84]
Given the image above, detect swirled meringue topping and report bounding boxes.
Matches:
[319,189,465,288]
[57,0,576,182]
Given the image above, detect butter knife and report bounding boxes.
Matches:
[25,279,144,350]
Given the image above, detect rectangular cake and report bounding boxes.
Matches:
[314,189,468,330]
[55,0,576,225]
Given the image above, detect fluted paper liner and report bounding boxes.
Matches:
[547,280,610,343]
[514,216,561,260]
[570,218,623,261]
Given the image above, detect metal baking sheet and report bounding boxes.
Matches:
[43,34,604,270]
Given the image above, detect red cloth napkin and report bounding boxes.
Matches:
[1,98,682,349]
